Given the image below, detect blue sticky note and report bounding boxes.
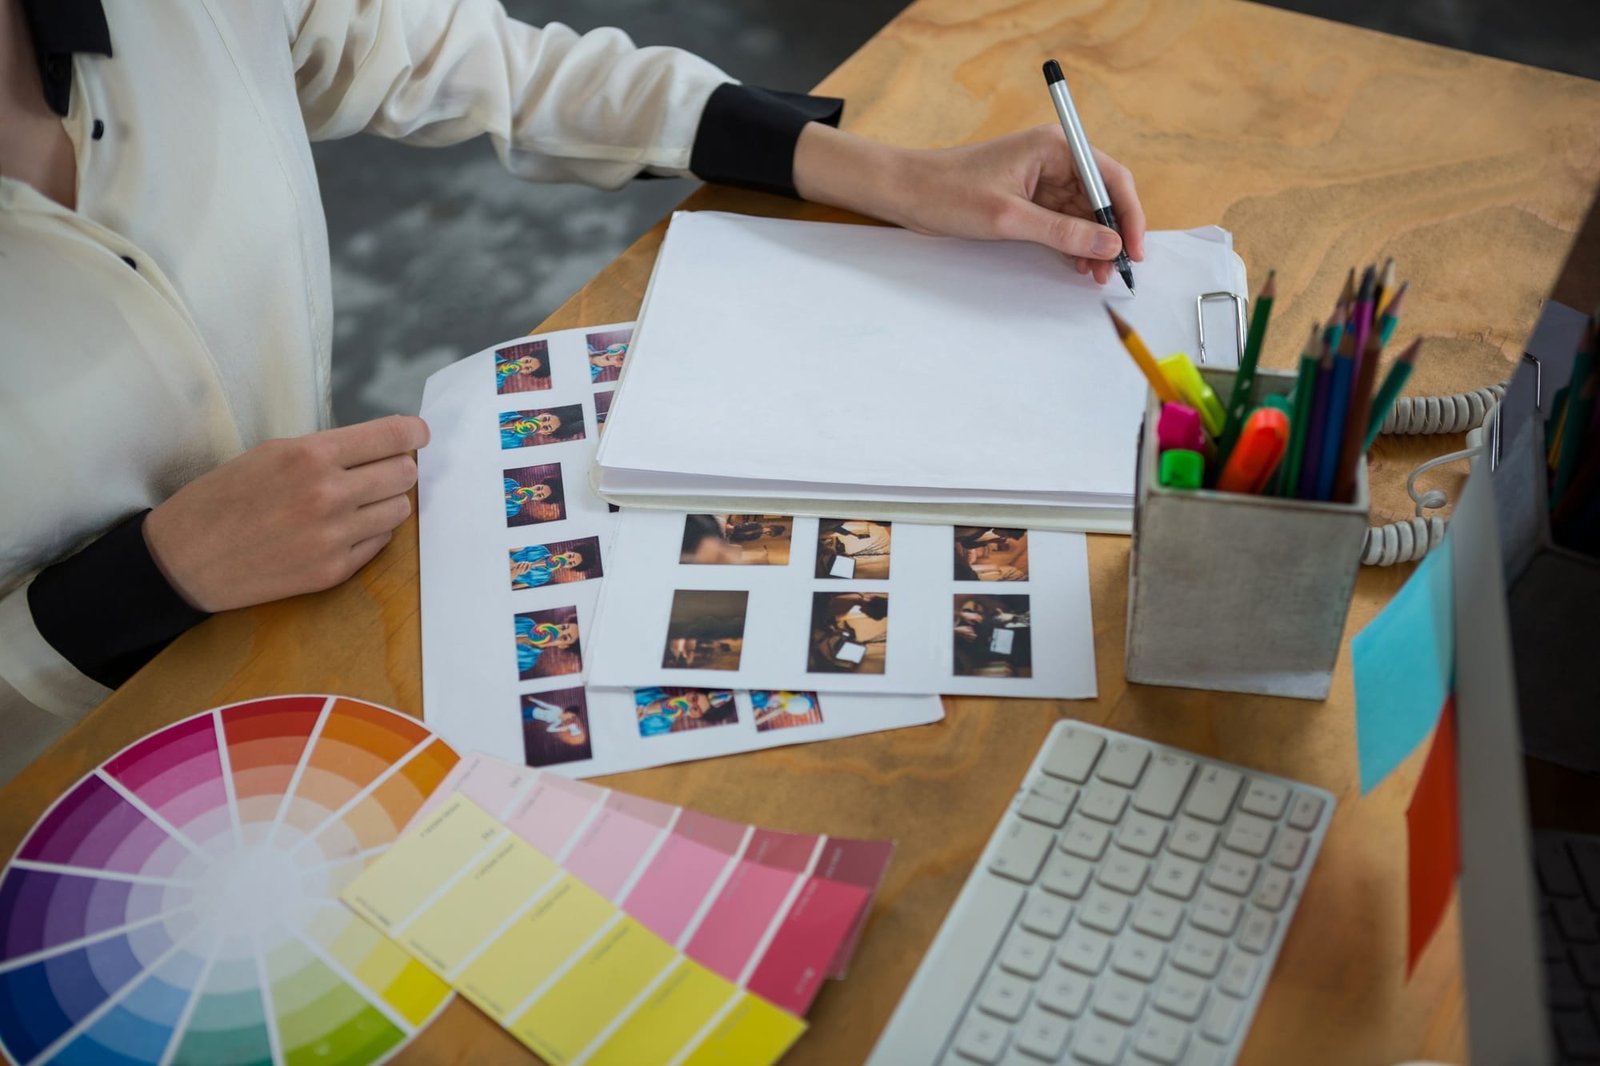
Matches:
[1352,535,1455,794]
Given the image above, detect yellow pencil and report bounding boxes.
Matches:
[1104,304,1182,405]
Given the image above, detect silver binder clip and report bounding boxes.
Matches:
[1196,292,1247,366]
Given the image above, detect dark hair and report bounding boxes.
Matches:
[537,478,565,507]
[701,696,737,723]
[680,514,727,557]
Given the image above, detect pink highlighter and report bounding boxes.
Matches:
[1156,402,1207,454]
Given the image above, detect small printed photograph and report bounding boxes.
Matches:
[495,339,552,394]
[634,687,738,737]
[521,688,592,767]
[752,691,824,733]
[808,592,889,674]
[593,390,615,432]
[509,536,603,590]
[954,527,1030,581]
[586,328,632,385]
[504,463,566,527]
[660,590,749,671]
[815,519,893,579]
[679,514,794,565]
[953,594,1033,678]
[500,405,585,450]
[514,606,582,680]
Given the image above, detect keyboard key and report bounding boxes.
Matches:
[1206,852,1259,896]
[1152,854,1203,900]
[1079,887,1131,934]
[1041,851,1094,899]
[1185,766,1243,824]
[1172,929,1228,977]
[1240,778,1289,819]
[1238,907,1278,954]
[1097,739,1150,787]
[1186,1040,1230,1066]
[1091,974,1146,1024]
[1287,791,1325,830]
[1132,753,1195,818]
[1556,897,1600,942]
[1223,813,1276,857]
[1538,836,1585,897]
[1042,726,1104,782]
[1271,828,1309,872]
[1013,1006,1071,1061]
[1058,926,1111,974]
[953,1013,1011,1063]
[1254,868,1294,912]
[1071,1017,1128,1065]
[1020,893,1073,938]
[1059,818,1112,861]
[989,820,1055,884]
[999,929,1054,979]
[1152,970,1209,1020]
[1111,932,1166,981]
[1036,968,1093,1017]
[1079,781,1131,824]
[1169,817,1218,862]
[1131,895,1185,940]
[1218,949,1261,998]
[1200,993,1244,1043]
[1191,888,1243,937]
[1132,1013,1191,1064]
[1097,848,1151,895]
[1116,811,1168,856]
[1031,775,1079,807]
[1019,791,1073,828]
[1555,1009,1600,1060]
[977,971,1032,1021]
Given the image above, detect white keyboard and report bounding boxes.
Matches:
[867,720,1334,1066]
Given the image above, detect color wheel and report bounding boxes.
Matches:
[0,695,459,1066]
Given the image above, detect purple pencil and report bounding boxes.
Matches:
[1297,337,1338,498]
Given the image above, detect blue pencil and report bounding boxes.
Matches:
[1297,347,1336,498]
[1314,351,1355,500]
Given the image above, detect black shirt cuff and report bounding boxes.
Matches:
[689,83,845,199]
[28,510,210,689]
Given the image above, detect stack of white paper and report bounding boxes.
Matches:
[594,213,1247,533]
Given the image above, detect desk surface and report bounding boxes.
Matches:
[7,1,1600,1063]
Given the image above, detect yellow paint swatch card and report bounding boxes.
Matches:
[342,795,805,1065]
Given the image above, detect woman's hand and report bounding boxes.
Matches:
[793,122,1144,285]
[143,415,429,612]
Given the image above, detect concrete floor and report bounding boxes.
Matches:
[316,0,1600,426]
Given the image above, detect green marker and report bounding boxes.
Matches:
[1219,271,1277,461]
[1158,449,1205,489]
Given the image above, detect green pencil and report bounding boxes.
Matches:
[1220,270,1277,459]
[1362,338,1423,451]
[1278,323,1322,496]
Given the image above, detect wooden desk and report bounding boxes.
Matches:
[6,1,1599,1062]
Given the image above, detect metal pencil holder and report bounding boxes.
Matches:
[1125,367,1368,700]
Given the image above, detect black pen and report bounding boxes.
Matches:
[1042,59,1135,295]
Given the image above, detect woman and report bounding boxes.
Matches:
[499,409,578,449]
[635,688,736,736]
[509,545,587,590]
[504,477,563,520]
[515,616,579,676]
[496,349,551,392]
[522,696,588,747]
[587,341,627,382]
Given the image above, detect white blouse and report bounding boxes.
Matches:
[0,0,746,779]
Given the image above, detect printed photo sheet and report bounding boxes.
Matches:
[586,509,1097,698]
[417,327,945,778]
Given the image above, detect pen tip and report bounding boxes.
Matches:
[1043,59,1064,83]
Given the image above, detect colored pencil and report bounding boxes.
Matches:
[1375,258,1397,316]
[1325,268,1355,356]
[1377,280,1407,347]
[1219,271,1277,460]
[1333,298,1392,502]
[1103,304,1182,405]
[1297,340,1338,499]
[1363,338,1423,450]
[1314,268,1374,500]
[1278,324,1322,496]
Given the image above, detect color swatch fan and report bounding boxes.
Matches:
[0,695,459,1066]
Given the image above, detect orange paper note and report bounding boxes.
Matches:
[1406,696,1461,975]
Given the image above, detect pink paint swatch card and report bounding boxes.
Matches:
[410,753,893,1015]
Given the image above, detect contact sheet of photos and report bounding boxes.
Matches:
[587,510,1098,698]
[417,326,944,779]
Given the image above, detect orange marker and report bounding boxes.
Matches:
[1216,407,1289,494]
